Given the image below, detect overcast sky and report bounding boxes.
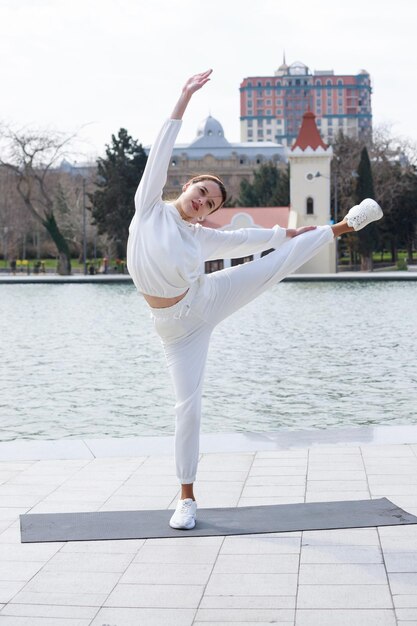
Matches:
[1,0,416,161]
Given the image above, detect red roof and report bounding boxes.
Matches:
[202,206,290,229]
[292,111,328,151]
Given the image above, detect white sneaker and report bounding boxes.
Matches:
[345,198,383,231]
[169,498,197,530]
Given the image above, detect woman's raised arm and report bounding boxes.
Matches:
[171,69,212,120]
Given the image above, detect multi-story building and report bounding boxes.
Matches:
[240,58,372,147]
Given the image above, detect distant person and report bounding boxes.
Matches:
[10,259,16,275]
[127,69,383,531]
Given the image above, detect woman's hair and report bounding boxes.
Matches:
[186,174,227,213]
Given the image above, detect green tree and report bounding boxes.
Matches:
[238,163,289,207]
[89,128,147,258]
[355,146,379,271]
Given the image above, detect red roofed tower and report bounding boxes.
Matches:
[287,111,336,273]
[292,111,328,151]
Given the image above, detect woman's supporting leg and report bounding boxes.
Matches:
[162,324,212,487]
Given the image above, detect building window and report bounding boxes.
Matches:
[231,256,253,266]
[315,80,321,86]
[205,259,224,273]
[261,248,275,257]
[266,109,272,115]
[306,197,314,215]
[171,160,176,166]
[247,120,253,127]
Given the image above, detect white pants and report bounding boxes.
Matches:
[151,226,334,484]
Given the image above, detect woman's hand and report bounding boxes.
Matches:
[182,69,212,97]
[286,226,317,238]
[171,69,212,120]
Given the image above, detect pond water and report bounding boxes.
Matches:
[1,281,416,441]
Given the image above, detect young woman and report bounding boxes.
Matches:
[127,69,383,530]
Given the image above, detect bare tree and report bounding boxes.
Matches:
[0,125,76,274]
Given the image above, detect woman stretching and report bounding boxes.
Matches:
[127,69,383,530]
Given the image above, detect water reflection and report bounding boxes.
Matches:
[1,281,416,440]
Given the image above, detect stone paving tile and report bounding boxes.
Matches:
[0,510,27,522]
[0,618,91,625]
[361,445,416,457]
[9,591,107,607]
[249,466,306,476]
[393,594,417,607]
[298,563,388,585]
[193,623,294,626]
[297,584,392,608]
[132,543,220,564]
[0,543,62,562]
[199,596,296,609]
[99,496,173,510]
[221,535,301,555]
[383,552,417,572]
[238,497,303,506]
[120,562,213,585]
[104,583,204,608]
[388,573,417,594]
[306,480,369,491]
[302,528,380,545]
[243,475,306,486]
[0,562,44,582]
[307,470,366,480]
[212,554,299,574]
[205,573,298,596]
[241,486,305,498]
[0,604,96,619]
[197,470,249,481]
[194,608,294,622]
[60,539,145,554]
[300,544,382,564]
[295,609,397,625]
[305,491,371,502]
[90,607,195,626]
[0,583,27,605]
[29,501,104,514]
[396,608,417,620]
[19,571,120,595]
[41,552,135,573]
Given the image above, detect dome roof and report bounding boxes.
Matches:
[196,115,224,138]
[289,61,309,76]
[190,115,230,148]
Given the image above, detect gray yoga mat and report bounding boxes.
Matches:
[20,498,417,543]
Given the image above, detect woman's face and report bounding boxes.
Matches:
[176,180,223,222]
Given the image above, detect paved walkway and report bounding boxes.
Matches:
[1,427,417,625]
